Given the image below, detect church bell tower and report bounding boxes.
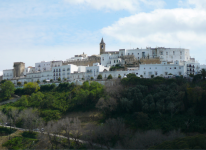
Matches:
[100,38,105,55]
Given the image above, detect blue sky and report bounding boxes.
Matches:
[1,0,206,75]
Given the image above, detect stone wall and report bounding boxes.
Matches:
[13,62,25,77]
[63,55,101,66]
[140,58,161,64]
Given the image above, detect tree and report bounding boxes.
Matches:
[18,108,41,132]
[15,95,28,107]
[0,80,15,100]
[82,78,85,80]
[64,78,67,82]
[201,69,206,80]
[50,79,53,82]
[90,77,94,80]
[0,111,7,125]
[37,80,40,84]
[96,97,117,114]
[23,82,40,95]
[43,80,47,84]
[58,77,61,82]
[107,74,113,79]
[151,75,154,78]
[97,74,102,80]
[24,81,27,85]
[118,75,121,79]
[17,82,21,86]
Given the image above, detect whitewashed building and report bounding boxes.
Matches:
[3,69,14,80]
[35,61,52,72]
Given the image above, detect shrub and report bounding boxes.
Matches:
[50,79,53,82]
[107,74,113,79]
[24,81,27,85]
[58,77,61,82]
[151,75,154,78]
[43,80,47,84]
[118,75,121,79]
[82,78,85,80]
[97,74,102,80]
[17,82,22,86]
[23,82,40,95]
[36,80,40,84]
[91,77,94,80]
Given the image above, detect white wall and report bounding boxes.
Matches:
[3,69,13,80]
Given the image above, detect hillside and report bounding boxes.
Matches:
[1,74,206,149]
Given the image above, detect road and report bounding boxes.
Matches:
[0,125,109,149]
[0,97,20,105]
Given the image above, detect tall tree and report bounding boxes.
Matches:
[0,80,15,100]
[201,69,206,80]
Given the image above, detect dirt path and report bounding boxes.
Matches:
[0,97,20,105]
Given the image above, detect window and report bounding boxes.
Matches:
[173,51,175,55]
[174,67,176,69]
[138,53,139,55]
[180,51,182,55]
[165,72,168,75]
[132,53,134,55]
[138,57,139,59]
[150,67,151,69]
[166,52,168,55]
[179,72,182,75]
[117,60,118,63]
[144,68,145,70]
[144,72,146,75]
[160,51,163,55]
[155,72,158,75]
[114,60,115,63]
[128,53,130,55]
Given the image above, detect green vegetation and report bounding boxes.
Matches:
[0,80,15,101]
[0,127,16,136]
[2,81,104,122]
[1,72,206,149]
[150,134,206,149]
[37,80,40,84]
[107,74,113,79]
[97,74,102,79]
[109,64,124,71]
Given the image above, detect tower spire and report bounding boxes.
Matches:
[100,37,105,44]
[99,38,106,55]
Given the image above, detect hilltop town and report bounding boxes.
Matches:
[0,38,205,84]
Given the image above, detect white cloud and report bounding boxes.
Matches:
[101,8,206,63]
[64,0,165,12]
[187,0,206,9]
[178,0,206,9]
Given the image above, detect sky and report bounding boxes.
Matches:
[1,0,206,75]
